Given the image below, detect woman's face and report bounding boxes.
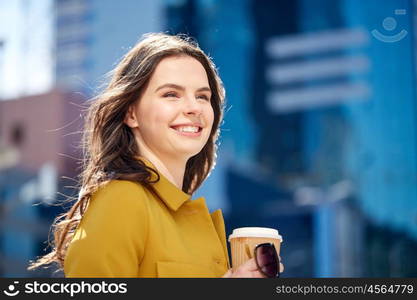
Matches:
[125,55,214,162]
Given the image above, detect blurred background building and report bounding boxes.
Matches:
[0,0,416,277]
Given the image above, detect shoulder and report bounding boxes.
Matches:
[90,179,150,211]
[94,179,148,197]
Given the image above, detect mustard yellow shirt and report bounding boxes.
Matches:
[64,158,230,278]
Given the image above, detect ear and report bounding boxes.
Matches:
[124,105,139,128]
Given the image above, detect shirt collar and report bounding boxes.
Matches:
[136,156,191,211]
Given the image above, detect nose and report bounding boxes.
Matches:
[183,94,203,116]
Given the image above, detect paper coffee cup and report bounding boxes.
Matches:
[228,227,283,271]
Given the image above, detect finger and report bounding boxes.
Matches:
[222,269,233,278]
[278,256,284,273]
[233,259,260,278]
[251,269,267,278]
[241,258,258,272]
[234,268,265,278]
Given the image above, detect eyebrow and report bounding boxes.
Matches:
[154,83,211,93]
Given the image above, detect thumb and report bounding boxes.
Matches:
[222,268,233,278]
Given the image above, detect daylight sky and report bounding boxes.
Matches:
[0,0,53,100]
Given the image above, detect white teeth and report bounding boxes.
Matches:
[175,126,199,133]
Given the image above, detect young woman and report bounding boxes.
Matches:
[29,33,281,277]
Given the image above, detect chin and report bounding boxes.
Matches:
[178,148,204,160]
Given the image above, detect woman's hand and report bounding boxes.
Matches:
[222,257,284,278]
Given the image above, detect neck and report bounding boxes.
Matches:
[139,150,187,191]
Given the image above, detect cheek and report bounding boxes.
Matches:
[138,102,174,131]
[154,104,176,127]
[206,106,215,129]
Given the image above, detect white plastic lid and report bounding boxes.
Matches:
[228,227,283,242]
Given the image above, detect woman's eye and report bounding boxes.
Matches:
[163,92,178,98]
[197,95,210,101]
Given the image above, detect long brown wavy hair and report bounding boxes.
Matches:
[28,32,226,271]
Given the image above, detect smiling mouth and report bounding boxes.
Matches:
[170,125,203,137]
[170,125,202,133]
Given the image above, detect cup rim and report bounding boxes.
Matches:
[228,227,283,241]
